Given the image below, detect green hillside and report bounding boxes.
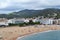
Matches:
[0,8,60,19]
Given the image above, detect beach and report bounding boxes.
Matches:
[0,25,60,40]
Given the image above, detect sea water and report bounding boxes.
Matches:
[17,30,60,40]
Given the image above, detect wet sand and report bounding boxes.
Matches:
[0,25,60,40]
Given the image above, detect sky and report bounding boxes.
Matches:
[0,0,60,14]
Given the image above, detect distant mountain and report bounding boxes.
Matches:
[0,8,60,19]
[9,9,41,18]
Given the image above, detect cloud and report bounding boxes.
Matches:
[0,0,60,13]
[0,0,10,9]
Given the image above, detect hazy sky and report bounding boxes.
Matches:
[0,0,60,13]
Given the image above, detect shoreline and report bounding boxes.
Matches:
[16,30,59,40]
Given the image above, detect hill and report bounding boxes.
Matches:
[0,8,60,19]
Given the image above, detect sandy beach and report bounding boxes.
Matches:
[0,25,60,40]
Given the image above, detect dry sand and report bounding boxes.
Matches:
[0,25,60,40]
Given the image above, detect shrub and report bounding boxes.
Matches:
[28,20,34,25]
[24,22,29,25]
[9,23,18,26]
[34,22,40,24]
[19,23,25,27]
[9,21,40,27]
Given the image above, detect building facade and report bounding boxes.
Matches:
[8,18,30,24]
[33,18,54,25]
[8,18,25,24]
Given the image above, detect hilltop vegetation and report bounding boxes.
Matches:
[0,8,60,19]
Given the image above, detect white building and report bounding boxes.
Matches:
[40,19,53,25]
[0,22,8,26]
[33,18,53,25]
[0,18,8,27]
[8,18,29,24]
[33,18,40,22]
[24,19,29,23]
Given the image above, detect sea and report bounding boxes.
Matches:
[17,30,60,40]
